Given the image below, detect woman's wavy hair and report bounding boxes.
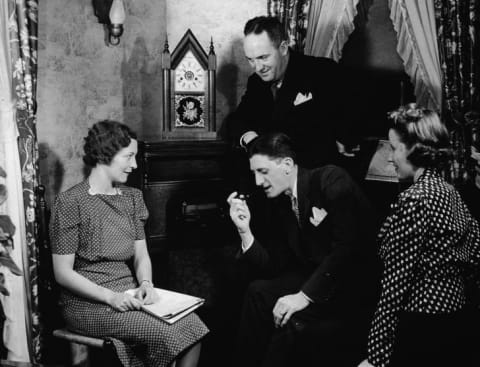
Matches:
[389,103,452,169]
[83,120,137,167]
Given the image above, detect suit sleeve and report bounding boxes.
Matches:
[301,168,365,302]
[227,75,268,143]
[236,200,296,278]
[238,239,293,278]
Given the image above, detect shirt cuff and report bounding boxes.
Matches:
[300,291,313,303]
[240,132,249,148]
[241,237,254,253]
[240,131,258,148]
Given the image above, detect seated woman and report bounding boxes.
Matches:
[358,104,480,367]
[50,120,208,367]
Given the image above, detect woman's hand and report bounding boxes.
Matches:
[135,281,159,305]
[358,359,374,367]
[108,291,143,312]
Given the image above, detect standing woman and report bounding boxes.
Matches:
[50,120,208,367]
[358,104,480,367]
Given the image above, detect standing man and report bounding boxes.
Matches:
[227,133,378,367]
[228,16,354,169]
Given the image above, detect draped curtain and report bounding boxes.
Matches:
[388,0,442,112]
[268,0,311,52]
[3,0,40,362]
[0,1,29,362]
[434,0,479,182]
[304,0,372,61]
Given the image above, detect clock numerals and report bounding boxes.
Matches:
[174,51,206,92]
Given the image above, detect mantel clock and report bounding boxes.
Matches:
[162,29,216,140]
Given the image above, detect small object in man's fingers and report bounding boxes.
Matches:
[236,192,250,201]
[236,193,249,220]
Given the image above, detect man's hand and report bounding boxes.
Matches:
[357,359,374,367]
[272,292,310,328]
[227,192,251,233]
[134,281,159,305]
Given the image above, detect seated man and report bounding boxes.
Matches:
[227,132,379,367]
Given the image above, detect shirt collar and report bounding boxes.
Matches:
[285,174,298,200]
[272,79,283,89]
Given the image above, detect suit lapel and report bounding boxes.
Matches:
[297,167,311,228]
[272,51,303,122]
[276,195,304,259]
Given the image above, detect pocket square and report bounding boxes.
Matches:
[309,206,327,227]
[293,92,312,106]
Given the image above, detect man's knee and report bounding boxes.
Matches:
[246,279,271,295]
[243,279,277,316]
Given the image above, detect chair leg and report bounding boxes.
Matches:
[70,342,90,367]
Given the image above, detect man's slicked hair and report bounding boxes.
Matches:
[247,132,297,163]
[244,16,288,48]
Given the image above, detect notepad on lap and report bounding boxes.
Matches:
[125,288,205,324]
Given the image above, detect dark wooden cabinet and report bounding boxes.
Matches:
[137,140,233,254]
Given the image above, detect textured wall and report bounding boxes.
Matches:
[37,0,265,203]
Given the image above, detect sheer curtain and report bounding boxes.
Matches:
[304,0,367,61]
[389,0,442,111]
[0,1,30,362]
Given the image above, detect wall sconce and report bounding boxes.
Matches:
[92,0,126,46]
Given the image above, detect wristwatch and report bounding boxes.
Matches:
[140,279,153,287]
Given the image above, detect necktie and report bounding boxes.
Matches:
[271,80,281,100]
[290,195,300,223]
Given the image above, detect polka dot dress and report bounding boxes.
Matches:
[50,181,209,367]
[367,169,480,367]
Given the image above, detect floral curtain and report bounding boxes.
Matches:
[268,0,311,52]
[1,1,30,362]
[434,0,479,183]
[7,0,40,362]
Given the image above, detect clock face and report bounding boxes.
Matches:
[174,50,206,93]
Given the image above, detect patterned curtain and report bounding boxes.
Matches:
[8,0,40,362]
[434,0,479,183]
[268,0,311,52]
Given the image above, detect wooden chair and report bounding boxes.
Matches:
[37,186,116,367]
[52,328,112,367]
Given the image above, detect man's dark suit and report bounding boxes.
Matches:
[229,51,349,168]
[234,165,379,367]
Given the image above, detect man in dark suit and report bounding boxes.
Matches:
[228,16,355,169]
[227,133,378,367]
